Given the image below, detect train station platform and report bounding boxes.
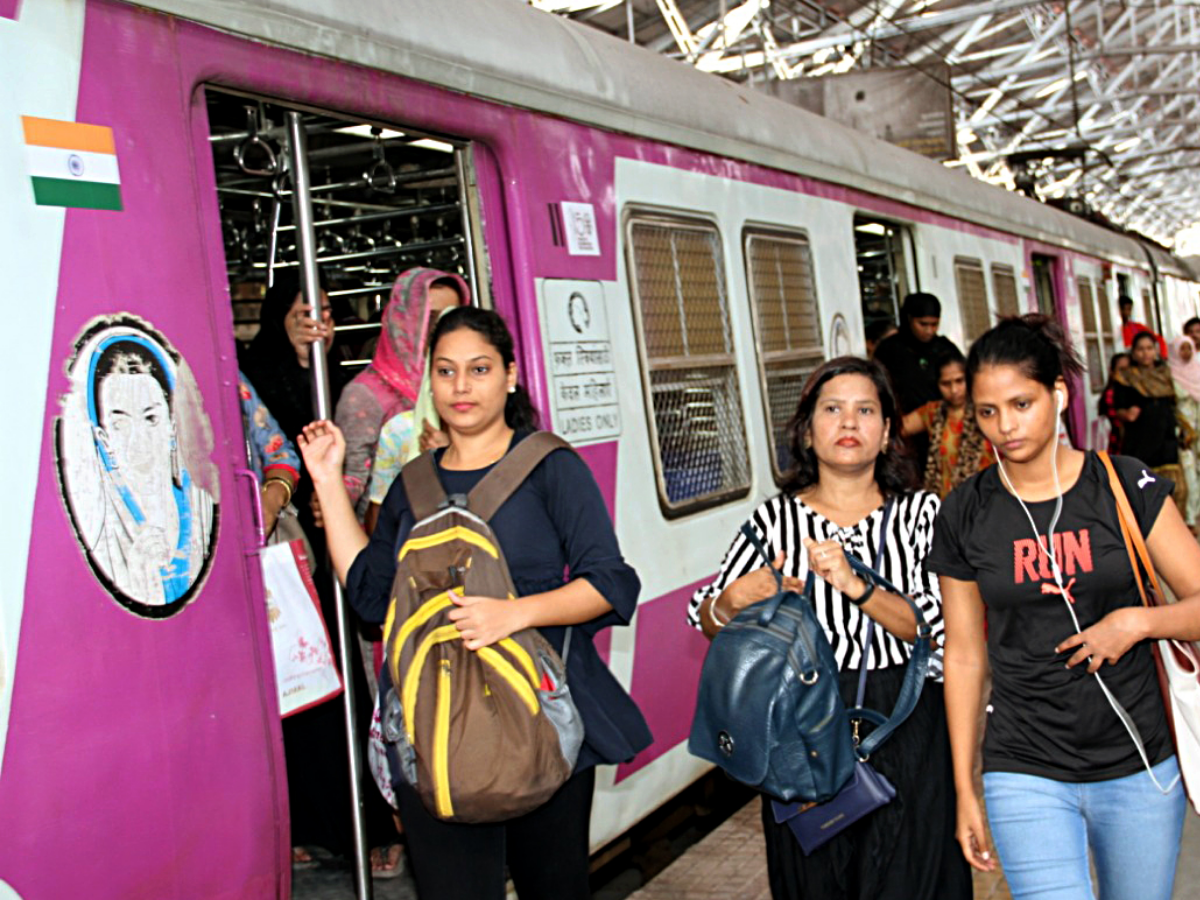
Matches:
[627,798,1200,900]
[292,794,1200,899]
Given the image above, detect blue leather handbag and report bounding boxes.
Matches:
[688,516,932,804]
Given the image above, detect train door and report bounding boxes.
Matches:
[201,87,486,896]
[853,216,912,338]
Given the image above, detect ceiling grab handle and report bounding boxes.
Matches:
[285,110,373,900]
[365,126,396,194]
[235,105,279,178]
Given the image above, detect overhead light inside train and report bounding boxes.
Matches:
[407,138,455,153]
[333,124,406,139]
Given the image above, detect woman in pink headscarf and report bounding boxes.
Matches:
[334,267,467,520]
[1169,334,1200,530]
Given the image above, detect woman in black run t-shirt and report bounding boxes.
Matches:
[927,315,1200,900]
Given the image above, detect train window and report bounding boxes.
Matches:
[991,264,1020,317]
[205,89,484,370]
[954,257,990,343]
[1077,276,1105,393]
[854,217,910,338]
[625,213,751,515]
[744,229,824,482]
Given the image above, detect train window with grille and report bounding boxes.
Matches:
[744,229,824,482]
[991,264,1020,318]
[625,213,751,515]
[1077,276,1105,393]
[954,257,990,342]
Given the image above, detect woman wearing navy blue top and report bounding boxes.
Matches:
[299,306,649,900]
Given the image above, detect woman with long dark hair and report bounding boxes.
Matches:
[297,306,650,900]
[901,346,996,499]
[689,356,969,900]
[929,314,1200,900]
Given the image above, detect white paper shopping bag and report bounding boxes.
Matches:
[260,540,342,716]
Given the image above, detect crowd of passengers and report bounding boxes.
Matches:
[236,269,1200,900]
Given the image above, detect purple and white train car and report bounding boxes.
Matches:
[3,0,1198,896]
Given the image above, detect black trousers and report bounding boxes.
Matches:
[395,767,595,900]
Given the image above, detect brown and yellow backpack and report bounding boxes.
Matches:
[380,433,584,823]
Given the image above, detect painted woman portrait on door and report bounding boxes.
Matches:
[57,316,218,617]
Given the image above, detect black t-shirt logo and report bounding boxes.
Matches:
[1013,529,1093,585]
[1137,469,1155,489]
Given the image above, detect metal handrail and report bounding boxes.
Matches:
[285,110,372,900]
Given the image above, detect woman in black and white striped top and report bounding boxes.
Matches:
[690,356,969,900]
[688,489,944,675]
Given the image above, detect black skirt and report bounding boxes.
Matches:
[761,666,970,900]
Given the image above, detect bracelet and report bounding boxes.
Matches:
[262,476,294,508]
[705,596,731,630]
[848,578,876,607]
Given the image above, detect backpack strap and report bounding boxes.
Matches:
[400,451,448,522]
[467,432,573,522]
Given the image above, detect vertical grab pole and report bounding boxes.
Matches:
[286,110,373,900]
[453,147,480,303]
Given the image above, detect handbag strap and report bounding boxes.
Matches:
[854,499,895,709]
[1098,451,1162,608]
[737,508,931,761]
[1086,453,1179,794]
[738,523,787,627]
[843,553,932,758]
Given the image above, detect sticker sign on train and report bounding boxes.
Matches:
[55,315,219,618]
[539,280,620,444]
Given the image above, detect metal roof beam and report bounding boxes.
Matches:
[755,0,1050,61]
[655,0,700,57]
[1079,43,1200,61]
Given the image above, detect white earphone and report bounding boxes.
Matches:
[1055,389,1064,413]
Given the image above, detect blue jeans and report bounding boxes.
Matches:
[983,757,1185,900]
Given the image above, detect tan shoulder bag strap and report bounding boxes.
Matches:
[400,451,447,522]
[468,432,574,522]
[1098,451,1162,607]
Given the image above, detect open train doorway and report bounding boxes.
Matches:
[853,216,913,348]
[1032,253,1059,319]
[204,86,487,899]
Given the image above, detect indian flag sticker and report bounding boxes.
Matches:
[22,116,122,211]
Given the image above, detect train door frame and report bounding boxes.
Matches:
[197,84,493,899]
[1028,250,1084,445]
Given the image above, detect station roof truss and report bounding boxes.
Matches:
[528,0,1200,247]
